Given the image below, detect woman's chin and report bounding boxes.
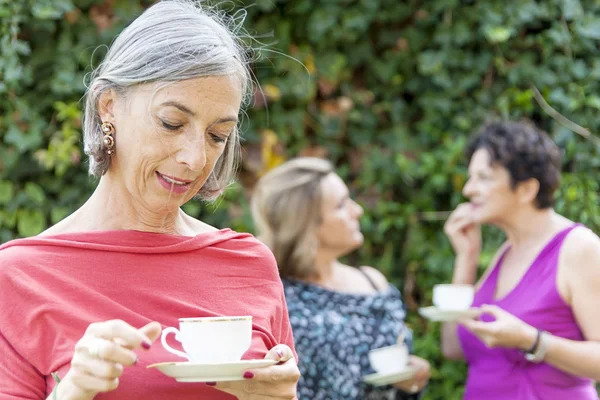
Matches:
[352,234,364,248]
[472,212,496,225]
[147,195,187,212]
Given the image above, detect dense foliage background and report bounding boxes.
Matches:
[2,0,599,398]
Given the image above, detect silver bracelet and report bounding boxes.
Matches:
[524,330,548,363]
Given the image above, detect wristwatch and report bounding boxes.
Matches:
[523,329,548,363]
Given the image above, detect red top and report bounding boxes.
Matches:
[0,229,296,399]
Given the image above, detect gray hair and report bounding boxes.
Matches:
[251,157,334,279]
[83,0,252,200]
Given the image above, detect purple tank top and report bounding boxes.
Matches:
[457,225,598,400]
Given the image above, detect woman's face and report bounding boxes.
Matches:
[316,173,364,255]
[100,75,242,211]
[463,148,521,224]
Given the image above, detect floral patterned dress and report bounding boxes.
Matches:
[283,272,422,400]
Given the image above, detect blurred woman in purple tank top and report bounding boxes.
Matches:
[441,121,600,400]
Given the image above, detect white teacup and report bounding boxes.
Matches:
[161,316,252,363]
[368,344,409,375]
[433,284,474,310]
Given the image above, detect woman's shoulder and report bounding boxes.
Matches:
[358,265,390,291]
[213,230,281,277]
[0,237,46,270]
[561,225,600,268]
[214,229,275,257]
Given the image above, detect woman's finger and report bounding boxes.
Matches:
[250,357,299,384]
[444,216,474,236]
[67,366,120,393]
[215,358,299,398]
[460,319,492,335]
[479,304,505,318]
[413,368,429,381]
[71,353,124,380]
[138,321,162,343]
[75,337,138,366]
[85,319,153,350]
[264,344,296,363]
[394,378,422,394]
[408,355,430,381]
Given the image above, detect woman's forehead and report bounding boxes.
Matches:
[131,76,243,111]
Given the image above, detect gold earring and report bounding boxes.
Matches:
[101,122,115,156]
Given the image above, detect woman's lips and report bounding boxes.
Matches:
[156,172,192,194]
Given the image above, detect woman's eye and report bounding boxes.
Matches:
[161,120,183,130]
[209,133,227,143]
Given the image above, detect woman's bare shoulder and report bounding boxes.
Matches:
[357,265,390,291]
[561,226,600,271]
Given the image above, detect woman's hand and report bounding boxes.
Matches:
[393,355,430,394]
[213,344,299,400]
[444,203,481,259]
[55,320,162,400]
[461,305,537,350]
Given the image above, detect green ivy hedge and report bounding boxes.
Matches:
[2,0,599,398]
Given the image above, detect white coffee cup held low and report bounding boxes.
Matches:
[433,284,474,310]
[368,344,409,375]
[161,316,252,363]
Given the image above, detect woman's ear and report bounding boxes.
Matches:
[97,89,116,122]
[517,178,540,206]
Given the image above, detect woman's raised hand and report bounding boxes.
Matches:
[213,344,300,400]
[54,320,162,400]
[444,203,481,259]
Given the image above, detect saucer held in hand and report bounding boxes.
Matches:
[418,306,481,322]
[147,359,277,382]
[363,366,419,387]
[364,344,417,387]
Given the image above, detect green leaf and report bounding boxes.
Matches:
[4,124,43,152]
[417,51,444,75]
[585,96,600,110]
[0,209,17,229]
[0,181,15,205]
[50,207,71,224]
[256,0,276,12]
[307,9,338,43]
[17,209,47,237]
[484,26,512,43]
[562,0,583,20]
[24,182,46,205]
[31,0,74,19]
[577,18,600,40]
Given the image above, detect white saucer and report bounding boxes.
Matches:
[418,306,481,322]
[363,366,419,387]
[147,359,277,382]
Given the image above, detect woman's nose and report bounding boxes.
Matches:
[463,178,476,198]
[175,137,207,172]
[353,200,363,217]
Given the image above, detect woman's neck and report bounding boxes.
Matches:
[498,207,565,250]
[67,176,191,235]
[308,248,345,287]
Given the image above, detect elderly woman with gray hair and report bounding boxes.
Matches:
[0,1,298,399]
[251,157,431,400]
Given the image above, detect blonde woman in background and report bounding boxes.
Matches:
[251,157,430,400]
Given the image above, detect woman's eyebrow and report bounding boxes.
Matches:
[160,101,196,116]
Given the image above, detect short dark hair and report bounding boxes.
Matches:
[466,121,562,209]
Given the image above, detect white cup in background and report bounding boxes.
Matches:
[433,284,474,311]
[368,344,409,375]
[161,316,252,363]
